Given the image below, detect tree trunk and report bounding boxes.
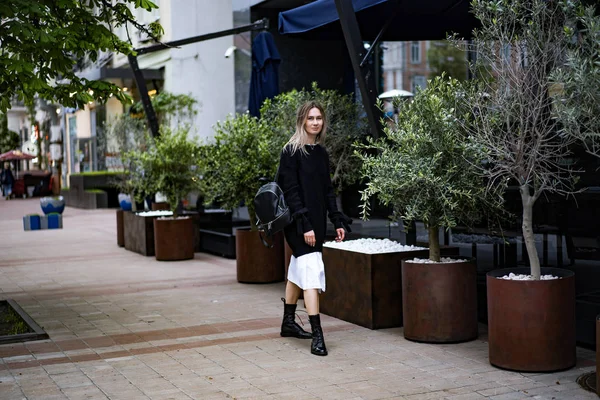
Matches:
[428,225,441,262]
[520,185,541,280]
[247,202,257,231]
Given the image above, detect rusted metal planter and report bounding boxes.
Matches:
[236,229,284,283]
[487,267,576,372]
[116,209,124,247]
[151,202,170,211]
[153,217,195,261]
[123,212,157,256]
[402,258,478,343]
[321,247,429,329]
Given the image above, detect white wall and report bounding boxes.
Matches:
[165,0,235,141]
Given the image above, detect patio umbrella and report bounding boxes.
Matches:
[0,150,35,162]
[378,89,414,100]
[248,31,281,118]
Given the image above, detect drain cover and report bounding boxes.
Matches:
[576,371,597,393]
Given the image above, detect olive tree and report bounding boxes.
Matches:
[357,76,499,261]
[462,0,600,279]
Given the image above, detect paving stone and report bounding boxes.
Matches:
[444,393,487,400]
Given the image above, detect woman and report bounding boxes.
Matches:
[277,101,352,356]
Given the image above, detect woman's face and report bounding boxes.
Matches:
[304,107,323,140]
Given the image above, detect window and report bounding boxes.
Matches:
[410,41,421,64]
[395,70,403,90]
[385,71,393,91]
[411,75,427,92]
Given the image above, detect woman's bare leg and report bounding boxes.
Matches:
[303,289,319,315]
[285,280,302,304]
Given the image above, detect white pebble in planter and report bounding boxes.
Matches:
[136,210,173,217]
[500,272,559,280]
[409,257,469,263]
[323,238,426,254]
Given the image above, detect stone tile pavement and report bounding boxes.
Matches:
[0,198,597,400]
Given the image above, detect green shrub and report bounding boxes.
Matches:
[200,113,287,230]
[70,171,122,177]
[134,128,201,218]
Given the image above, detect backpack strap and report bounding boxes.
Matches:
[259,229,274,249]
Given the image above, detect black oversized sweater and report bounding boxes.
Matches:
[277,144,349,257]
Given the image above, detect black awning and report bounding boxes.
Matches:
[278,0,478,41]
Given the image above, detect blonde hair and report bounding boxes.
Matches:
[285,101,327,155]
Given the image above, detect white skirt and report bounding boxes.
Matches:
[288,252,326,292]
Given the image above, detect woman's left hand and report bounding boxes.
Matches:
[335,228,345,242]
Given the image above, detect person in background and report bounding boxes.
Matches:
[1,162,15,200]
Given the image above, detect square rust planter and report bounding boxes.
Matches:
[321,246,429,329]
[123,212,156,256]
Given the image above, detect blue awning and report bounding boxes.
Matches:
[279,0,477,41]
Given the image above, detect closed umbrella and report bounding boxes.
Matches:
[248,31,281,118]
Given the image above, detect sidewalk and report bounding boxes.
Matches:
[0,198,596,400]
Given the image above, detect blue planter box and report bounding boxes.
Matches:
[39,214,63,230]
[47,213,63,229]
[23,215,41,231]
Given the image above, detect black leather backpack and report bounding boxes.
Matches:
[254,173,292,247]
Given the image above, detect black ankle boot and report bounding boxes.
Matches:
[280,300,312,339]
[308,314,327,356]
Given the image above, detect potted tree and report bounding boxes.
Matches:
[201,112,288,283]
[101,113,148,247]
[463,0,600,371]
[136,127,201,261]
[356,75,502,343]
[130,92,200,210]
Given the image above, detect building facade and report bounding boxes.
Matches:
[382,41,430,94]
[57,0,237,182]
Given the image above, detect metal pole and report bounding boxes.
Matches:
[128,54,160,137]
[135,19,269,56]
[334,0,381,138]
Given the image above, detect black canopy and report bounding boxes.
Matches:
[279,0,478,41]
